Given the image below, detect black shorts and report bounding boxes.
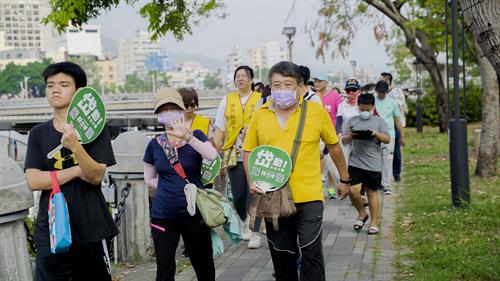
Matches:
[35,240,112,281]
[348,166,382,190]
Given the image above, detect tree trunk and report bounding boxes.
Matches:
[423,60,449,132]
[460,0,500,75]
[475,43,499,177]
[404,37,450,132]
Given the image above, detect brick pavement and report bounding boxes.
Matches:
[113,188,398,281]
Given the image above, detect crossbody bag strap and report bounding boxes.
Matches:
[290,101,308,172]
[157,134,190,183]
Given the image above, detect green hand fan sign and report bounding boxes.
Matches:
[47,87,106,159]
[201,155,222,186]
[248,145,293,193]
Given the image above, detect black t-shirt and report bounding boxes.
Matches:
[25,120,118,257]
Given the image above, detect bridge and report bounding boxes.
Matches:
[0,93,223,131]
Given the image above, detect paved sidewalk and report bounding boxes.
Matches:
[113,190,398,281]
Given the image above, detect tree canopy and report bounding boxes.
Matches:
[43,0,224,40]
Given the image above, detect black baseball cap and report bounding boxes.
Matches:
[344,78,361,90]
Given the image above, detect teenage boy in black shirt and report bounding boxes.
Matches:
[25,62,118,281]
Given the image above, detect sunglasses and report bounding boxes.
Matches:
[345,89,359,93]
[184,102,197,109]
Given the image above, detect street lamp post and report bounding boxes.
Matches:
[282,27,296,62]
[349,60,357,77]
[448,0,470,207]
[413,58,423,133]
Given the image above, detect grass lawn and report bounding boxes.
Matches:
[395,125,499,281]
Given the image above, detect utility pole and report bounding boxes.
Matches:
[349,60,357,77]
[282,27,296,62]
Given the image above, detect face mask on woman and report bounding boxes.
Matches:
[271,90,298,109]
[158,110,184,127]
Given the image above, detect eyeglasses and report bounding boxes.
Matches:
[184,102,197,109]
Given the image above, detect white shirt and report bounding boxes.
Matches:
[303,90,323,105]
[336,102,359,133]
[388,87,408,127]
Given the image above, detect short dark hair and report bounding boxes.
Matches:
[307,81,315,87]
[380,72,393,85]
[252,81,264,91]
[42,61,87,89]
[262,84,271,98]
[178,87,199,107]
[361,83,376,93]
[375,80,389,94]
[233,65,254,81]
[298,65,311,84]
[358,94,375,106]
[268,61,303,85]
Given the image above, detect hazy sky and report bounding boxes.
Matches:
[93,0,392,77]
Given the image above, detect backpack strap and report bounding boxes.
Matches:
[290,100,308,172]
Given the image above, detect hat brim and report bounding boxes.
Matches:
[344,86,360,90]
[313,77,328,81]
[154,97,186,113]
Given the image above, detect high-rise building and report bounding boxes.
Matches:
[132,30,161,78]
[65,25,103,59]
[96,58,118,86]
[117,30,161,83]
[117,38,134,84]
[0,0,50,51]
[226,45,242,74]
[248,47,264,80]
[261,41,286,69]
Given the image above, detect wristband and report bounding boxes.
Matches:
[340,178,350,184]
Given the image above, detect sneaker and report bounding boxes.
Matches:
[241,218,252,241]
[248,233,261,249]
[383,188,392,195]
[327,188,337,199]
[394,175,401,182]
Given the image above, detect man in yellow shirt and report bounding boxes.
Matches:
[243,61,350,281]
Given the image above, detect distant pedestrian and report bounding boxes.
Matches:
[298,65,322,104]
[380,72,408,182]
[374,80,405,195]
[314,74,342,199]
[252,81,265,93]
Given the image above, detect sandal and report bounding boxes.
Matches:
[368,226,379,235]
[353,215,369,232]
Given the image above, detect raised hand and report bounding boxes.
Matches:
[166,119,192,141]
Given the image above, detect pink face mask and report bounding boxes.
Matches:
[157,111,184,127]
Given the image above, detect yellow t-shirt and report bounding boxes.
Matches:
[243,98,339,203]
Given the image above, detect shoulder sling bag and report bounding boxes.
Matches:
[249,100,308,231]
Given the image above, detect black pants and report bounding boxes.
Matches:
[393,129,402,178]
[227,162,262,232]
[151,214,215,281]
[265,201,325,281]
[35,240,111,281]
